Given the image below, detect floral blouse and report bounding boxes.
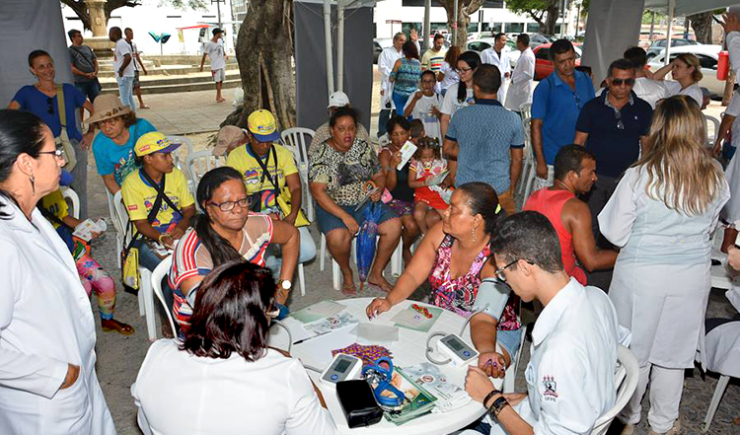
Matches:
[308,137,381,206]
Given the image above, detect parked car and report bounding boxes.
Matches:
[532,43,582,80]
[646,38,699,59]
[647,44,723,97]
[465,37,521,67]
[373,38,393,64]
[529,33,556,49]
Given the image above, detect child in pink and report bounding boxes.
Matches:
[409,138,451,234]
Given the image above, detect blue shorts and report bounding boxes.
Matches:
[315,201,398,234]
[498,328,522,361]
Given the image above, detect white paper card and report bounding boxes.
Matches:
[357,323,399,343]
[72,218,107,242]
[397,140,418,170]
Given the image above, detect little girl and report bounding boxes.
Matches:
[409,137,451,234]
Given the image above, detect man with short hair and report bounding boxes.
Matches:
[403,70,443,141]
[531,39,595,191]
[421,34,447,74]
[309,91,370,151]
[504,33,535,114]
[481,32,511,102]
[378,32,406,137]
[124,28,149,110]
[575,58,652,243]
[200,28,228,103]
[443,64,524,215]
[463,211,626,435]
[68,29,101,111]
[620,47,666,109]
[109,26,136,112]
[524,145,618,285]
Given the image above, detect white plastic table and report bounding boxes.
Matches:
[269,297,502,435]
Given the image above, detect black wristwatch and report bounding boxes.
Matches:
[488,395,509,418]
[483,388,501,409]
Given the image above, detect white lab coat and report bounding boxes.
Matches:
[0,199,116,434]
[378,46,403,110]
[481,47,511,102]
[504,47,535,112]
[598,166,729,369]
[721,93,740,223]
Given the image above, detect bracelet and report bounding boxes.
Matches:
[483,389,499,409]
[488,396,509,418]
[158,234,167,245]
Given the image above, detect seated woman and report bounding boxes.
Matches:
[309,107,402,294]
[89,94,157,194]
[132,261,337,435]
[169,167,299,332]
[380,116,420,265]
[121,132,195,271]
[366,182,521,376]
[226,109,316,266]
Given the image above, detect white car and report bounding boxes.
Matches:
[647,45,722,97]
[465,37,521,68]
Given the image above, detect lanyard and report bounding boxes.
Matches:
[249,144,279,192]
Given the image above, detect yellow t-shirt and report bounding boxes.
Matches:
[121,167,195,233]
[39,189,69,228]
[226,144,298,212]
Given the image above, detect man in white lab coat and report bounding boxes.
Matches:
[504,34,535,114]
[481,32,511,102]
[463,211,627,435]
[377,32,405,137]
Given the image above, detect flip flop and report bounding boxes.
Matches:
[101,319,135,336]
[367,279,393,293]
[139,105,150,109]
[341,281,356,296]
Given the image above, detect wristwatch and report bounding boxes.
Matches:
[488,395,509,418]
[278,279,292,292]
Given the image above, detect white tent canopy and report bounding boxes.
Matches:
[644,0,737,16]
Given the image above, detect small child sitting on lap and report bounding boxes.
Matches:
[409,137,451,234]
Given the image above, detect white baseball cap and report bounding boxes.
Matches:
[328,91,350,109]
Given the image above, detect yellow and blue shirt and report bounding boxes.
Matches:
[121,167,194,233]
[226,144,298,212]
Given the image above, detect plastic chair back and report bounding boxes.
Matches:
[151,256,176,335]
[185,150,225,194]
[61,187,80,220]
[590,345,640,435]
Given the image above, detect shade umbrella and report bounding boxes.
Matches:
[356,202,382,294]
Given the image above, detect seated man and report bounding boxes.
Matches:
[463,211,628,435]
[523,145,617,284]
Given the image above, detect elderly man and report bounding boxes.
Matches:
[481,32,511,102]
[531,39,594,191]
[504,33,535,114]
[574,58,652,243]
[378,32,406,137]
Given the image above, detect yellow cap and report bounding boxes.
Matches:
[134,132,181,157]
[247,109,280,142]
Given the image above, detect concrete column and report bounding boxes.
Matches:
[85,0,114,57]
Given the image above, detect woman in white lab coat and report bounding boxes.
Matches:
[0,110,116,434]
[598,96,729,435]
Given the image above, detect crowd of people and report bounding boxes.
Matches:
[0,14,738,435]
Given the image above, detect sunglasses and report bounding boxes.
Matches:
[610,78,635,86]
[46,97,54,115]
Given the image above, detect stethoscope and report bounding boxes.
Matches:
[361,357,407,411]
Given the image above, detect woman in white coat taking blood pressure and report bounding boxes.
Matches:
[0,110,115,434]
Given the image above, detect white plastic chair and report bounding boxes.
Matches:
[167,135,195,170]
[61,187,80,219]
[280,127,315,221]
[106,190,124,268]
[516,118,537,205]
[701,321,740,432]
[502,323,528,393]
[590,345,640,435]
[519,102,532,120]
[704,114,720,150]
[151,256,176,337]
[112,190,147,320]
[185,150,225,195]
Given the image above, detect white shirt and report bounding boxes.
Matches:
[481,47,511,101]
[114,38,135,77]
[205,39,226,71]
[127,40,140,71]
[0,200,115,434]
[631,77,667,110]
[504,47,535,112]
[404,92,443,141]
[440,82,474,118]
[514,279,624,435]
[725,90,740,149]
[379,46,403,108]
[663,81,703,107]
[727,31,740,76]
[132,340,338,435]
[439,61,459,91]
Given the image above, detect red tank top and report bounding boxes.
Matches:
[523,189,587,285]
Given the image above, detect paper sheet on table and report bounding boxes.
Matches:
[290,300,345,324]
[400,363,471,413]
[391,306,442,332]
[357,323,399,343]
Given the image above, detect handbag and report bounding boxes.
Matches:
[55,85,78,172]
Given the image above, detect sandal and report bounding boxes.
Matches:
[101,319,135,336]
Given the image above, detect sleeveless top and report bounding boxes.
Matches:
[393,58,422,96]
[382,146,414,202]
[523,189,587,285]
[428,234,520,330]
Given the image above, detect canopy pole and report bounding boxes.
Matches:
[423,0,431,52]
[664,0,675,66]
[452,0,459,46]
[337,1,344,92]
[324,0,334,96]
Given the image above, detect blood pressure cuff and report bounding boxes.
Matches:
[472,278,511,321]
[336,380,383,428]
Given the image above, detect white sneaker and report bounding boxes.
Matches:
[648,419,681,435]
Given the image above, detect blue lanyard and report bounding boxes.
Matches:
[361,357,406,409]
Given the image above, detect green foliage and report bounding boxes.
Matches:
[506,0,556,16]
[164,0,208,10]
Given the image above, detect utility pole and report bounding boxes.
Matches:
[211,0,223,29]
[423,0,431,51]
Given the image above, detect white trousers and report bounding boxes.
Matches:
[618,363,684,433]
[531,165,555,192]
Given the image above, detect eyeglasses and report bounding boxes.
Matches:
[611,78,635,87]
[38,148,66,159]
[494,259,519,282]
[46,97,54,115]
[208,197,249,212]
[457,66,473,73]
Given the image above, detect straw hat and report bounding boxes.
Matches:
[86,94,132,125]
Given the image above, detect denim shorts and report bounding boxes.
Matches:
[498,328,523,361]
[315,201,398,234]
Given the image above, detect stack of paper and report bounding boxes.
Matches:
[380,368,438,425]
[400,363,471,412]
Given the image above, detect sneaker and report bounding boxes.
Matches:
[648,420,681,435]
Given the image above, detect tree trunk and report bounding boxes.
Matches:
[543,4,560,35]
[223,0,296,130]
[441,0,486,48]
[61,0,140,31]
[688,12,713,44]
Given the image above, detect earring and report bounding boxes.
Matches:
[29,175,35,194]
[471,226,477,243]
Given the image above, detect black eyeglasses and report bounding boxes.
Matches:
[208,197,249,212]
[611,78,635,87]
[456,66,473,73]
[38,148,65,159]
[494,259,519,282]
[46,97,54,115]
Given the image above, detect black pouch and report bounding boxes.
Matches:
[336,380,383,428]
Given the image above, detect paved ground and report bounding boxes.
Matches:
[86,85,740,434]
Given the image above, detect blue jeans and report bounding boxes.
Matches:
[378,109,392,137]
[116,76,136,112]
[74,80,101,102]
[134,239,164,272]
[392,92,412,119]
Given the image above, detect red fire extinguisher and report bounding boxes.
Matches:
[718,51,730,81]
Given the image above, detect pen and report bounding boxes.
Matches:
[293,330,331,345]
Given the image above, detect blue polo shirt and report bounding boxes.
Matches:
[531,70,595,165]
[445,98,524,194]
[576,91,652,178]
